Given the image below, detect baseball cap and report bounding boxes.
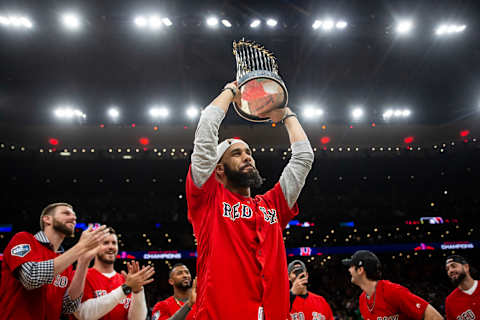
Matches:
[342,250,382,274]
[446,255,468,266]
[216,138,249,163]
[288,260,306,274]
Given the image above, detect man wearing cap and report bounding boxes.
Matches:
[343,250,443,320]
[186,81,314,319]
[445,255,479,320]
[288,260,334,320]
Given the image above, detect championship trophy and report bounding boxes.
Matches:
[232,39,288,122]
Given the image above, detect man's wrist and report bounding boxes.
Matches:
[221,87,237,98]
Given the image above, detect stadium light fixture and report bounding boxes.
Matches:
[336,20,347,29]
[134,16,147,28]
[149,106,169,118]
[250,19,261,28]
[161,17,172,27]
[149,15,162,30]
[352,107,364,120]
[206,16,218,27]
[61,13,81,30]
[108,108,120,119]
[54,106,86,119]
[221,19,232,28]
[266,19,277,27]
[322,19,334,31]
[312,20,322,30]
[435,24,466,36]
[302,106,324,119]
[186,106,199,119]
[0,15,33,29]
[396,20,413,35]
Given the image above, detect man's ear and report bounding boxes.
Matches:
[215,163,225,175]
[43,215,52,228]
[168,278,174,286]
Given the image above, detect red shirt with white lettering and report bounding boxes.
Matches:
[359,280,428,320]
[0,231,74,320]
[151,296,195,320]
[445,283,480,320]
[290,292,334,320]
[82,268,132,319]
[186,168,298,320]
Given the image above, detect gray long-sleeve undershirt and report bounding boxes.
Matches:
[191,104,314,208]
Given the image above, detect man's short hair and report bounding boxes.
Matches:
[169,263,188,278]
[39,203,73,230]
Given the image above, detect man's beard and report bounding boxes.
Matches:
[53,218,74,237]
[174,279,192,291]
[450,270,466,287]
[97,252,116,265]
[224,162,263,189]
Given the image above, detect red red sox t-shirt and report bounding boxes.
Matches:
[151,296,195,320]
[445,283,480,320]
[290,292,334,320]
[82,268,133,319]
[359,280,428,320]
[186,168,298,320]
[0,231,74,320]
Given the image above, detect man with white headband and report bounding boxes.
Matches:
[186,80,314,320]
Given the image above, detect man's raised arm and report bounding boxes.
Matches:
[191,81,238,188]
[276,107,314,209]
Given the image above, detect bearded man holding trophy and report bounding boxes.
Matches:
[185,39,314,319]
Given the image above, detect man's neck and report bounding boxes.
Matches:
[43,228,65,252]
[173,287,190,301]
[459,275,475,291]
[225,183,250,197]
[94,260,115,274]
[360,279,378,297]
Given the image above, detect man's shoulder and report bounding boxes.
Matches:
[308,291,328,302]
[153,296,174,309]
[446,288,462,301]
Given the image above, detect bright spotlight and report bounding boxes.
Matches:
[394,110,402,117]
[322,19,334,31]
[186,106,199,119]
[302,107,324,119]
[20,17,33,28]
[250,19,261,28]
[162,17,172,27]
[134,16,147,28]
[54,106,86,119]
[149,15,162,29]
[383,109,393,119]
[396,20,413,34]
[206,16,218,27]
[402,109,411,117]
[221,19,232,28]
[108,108,120,119]
[0,16,10,26]
[435,24,466,36]
[352,108,364,119]
[149,107,169,118]
[61,13,81,30]
[312,20,322,30]
[266,19,277,27]
[0,15,33,29]
[336,20,347,29]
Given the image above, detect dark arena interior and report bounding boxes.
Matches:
[0,0,479,319]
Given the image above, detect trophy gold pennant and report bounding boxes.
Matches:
[232,39,288,122]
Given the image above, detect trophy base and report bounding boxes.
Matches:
[233,70,288,123]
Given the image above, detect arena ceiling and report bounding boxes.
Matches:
[0,0,479,146]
